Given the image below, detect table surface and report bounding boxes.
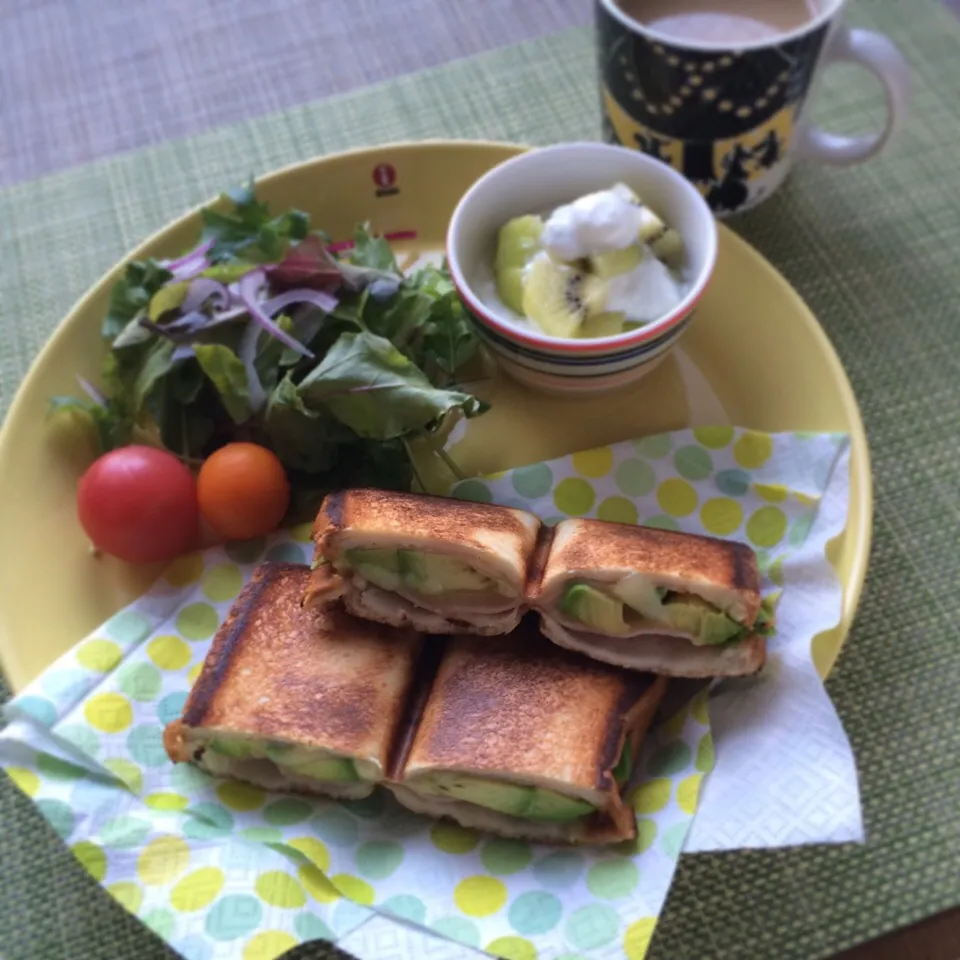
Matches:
[2,2,960,959]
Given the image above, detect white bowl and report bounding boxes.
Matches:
[446,142,718,396]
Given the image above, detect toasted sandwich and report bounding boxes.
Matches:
[528,519,772,677]
[163,562,423,800]
[304,488,542,635]
[388,622,668,844]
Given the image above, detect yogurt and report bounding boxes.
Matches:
[540,183,644,261]
[606,249,685,324]
[539,183,686,325]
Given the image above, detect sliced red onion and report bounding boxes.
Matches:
[261,288,338,316]
[169,254,210,281]
[76,375,106,406]
[238,270,314,358]
[238,320,267,412]
[181,277,231,313]
[164,238,213,272]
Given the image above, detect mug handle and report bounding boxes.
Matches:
[795,26,911,166]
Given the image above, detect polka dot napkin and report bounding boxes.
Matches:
[0,427,855,960]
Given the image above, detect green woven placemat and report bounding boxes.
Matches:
[2,1,959,958]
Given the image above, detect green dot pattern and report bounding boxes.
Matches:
[5,430,847,959]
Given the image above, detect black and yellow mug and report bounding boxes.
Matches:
[596,0,911,215]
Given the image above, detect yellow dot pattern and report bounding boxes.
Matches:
[107,881,143,914]
[147,635,192,670]
[217,781,266,811]
[632,779,672,815]
[145,792,189,812]
[330,873,375,905]
[455,876,507,917]
[657,479,697,517]
[170,867,225,912]
[164,551,204,587]
[700,498,743,536]
[624,916,658,960]
[7,767,39,796]
[734,431,773,468]
[77,639,123,672]
[138,836,190,886]
[287,836,330,873]
[572,446,614,478]
[298,864,340,904]
[676,774,704,815]
[72,841,107,882]
[243,931,298,960]
[487,936,538,960]
[256,871,306,909]
[84,693,133,733]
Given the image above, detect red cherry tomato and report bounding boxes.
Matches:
[77,446,199,564]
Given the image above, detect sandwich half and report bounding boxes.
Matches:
[529,519,772,678]
[164,561,422,799]
[304,488,541,635]
[388,622,668,844]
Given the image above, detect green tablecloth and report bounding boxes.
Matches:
[2,1,959,957]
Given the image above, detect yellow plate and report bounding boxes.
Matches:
[0,140,871,692]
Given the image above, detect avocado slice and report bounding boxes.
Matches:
[399,551,495,596]
[525,789,595,822]
[662,596,744,646]
[611,575,667,619]
[265,744,359,781]
[290,757,359,781]
[209,739,258,759]
[418,775,534,816]
[343,548,402,592]
[561,584,629,635]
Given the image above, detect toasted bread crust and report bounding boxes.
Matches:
[170,562,423,766]
[534,519,761,624]
[397,619,667,797]
[311,488,541,583]
[163,720,191,763]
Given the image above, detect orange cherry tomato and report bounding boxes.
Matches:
[77,445,199,564]
[197,443,290,541]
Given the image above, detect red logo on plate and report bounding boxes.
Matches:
[373,164,397,189]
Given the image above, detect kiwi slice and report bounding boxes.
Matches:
[494,215,543,314]
[590,245,642,279]
[579,311,626,339]
[613,183,685,266]
[522,255,607,339]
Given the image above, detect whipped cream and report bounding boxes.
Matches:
[540,183,645,261]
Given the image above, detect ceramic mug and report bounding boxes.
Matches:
[596,0,911,215]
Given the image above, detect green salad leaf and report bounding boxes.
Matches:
[194,344,251,425]
[103,260,173,341]
[348,224,400,273]
[51,181,487,511]
[201,179,311,264]
[298,331,486,440]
